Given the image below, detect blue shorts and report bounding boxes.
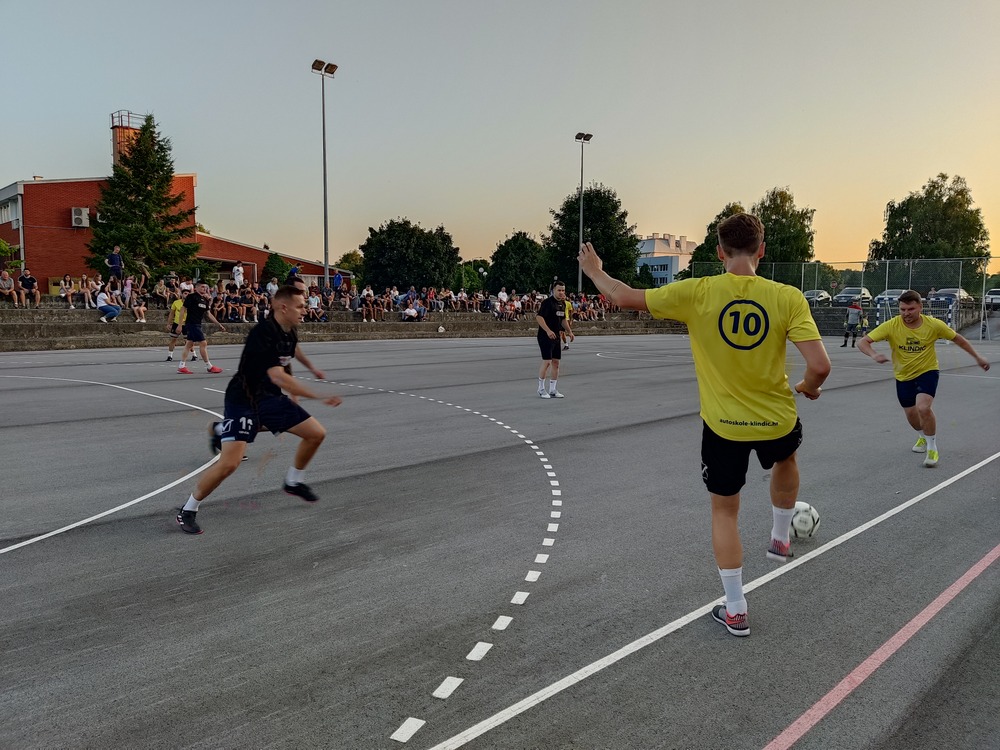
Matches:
[896,370,939,408]
[186,324,206,342]
[219,394,311,444]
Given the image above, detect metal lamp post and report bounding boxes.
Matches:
[311,59,338,289]
[575,132,593,293]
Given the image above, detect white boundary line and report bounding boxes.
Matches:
[0,375,222,556]
[423,448,1000,750]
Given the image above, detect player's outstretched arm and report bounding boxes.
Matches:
[267,365,342,406]
[294,345,325,380]
[951,334,991,371]
[792,339,831,399]
[578,242,648,312]
[856,335,888,363]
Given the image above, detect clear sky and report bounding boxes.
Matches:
[4,0,998,271]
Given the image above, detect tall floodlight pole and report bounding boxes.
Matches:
[312,59,338,289]
[575,132,593,293]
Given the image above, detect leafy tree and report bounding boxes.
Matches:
[868,174,990,292]
[544,183,640,292]
[262,252,292,282]
[489,232,545,294]
[751,187,816,287]
[88,114,202,280]
[359,218,460,291]
[0,237,18,270]
[336,250,364,277]
[679,201,746,280]
[636,264,655,288]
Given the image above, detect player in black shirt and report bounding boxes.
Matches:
[177,281,227,374]
[535,281,572,398]
[176,286,342,534]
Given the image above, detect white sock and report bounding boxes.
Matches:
[771,506,795,544]
[178,360,187,370]
[926,434,937,451]
[549,379,558,394]
[718,567,747,614]
[286,466,305,486]
[538,378,545,392]
[182,494,200,512]
[204,360,213,368]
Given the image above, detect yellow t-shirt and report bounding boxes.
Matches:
[866,314,956,381]
[645,274,820,441]
[170,298,184,325]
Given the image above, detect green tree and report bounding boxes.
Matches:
[868,174,990,292]
[636,264,655,289]
[489,231,545,294]
[679,201,746,280]
[0,237,18,269]
[544,183,640,292]
[88,114,202,280]
[359,218,460,291]
[751,187,816,287]
[336,250,364,277]
[262,252,292,282]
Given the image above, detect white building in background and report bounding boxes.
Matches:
[636,233,698,286]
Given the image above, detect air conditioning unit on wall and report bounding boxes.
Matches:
[71,207,90,227]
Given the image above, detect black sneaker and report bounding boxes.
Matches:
[284,482,319,502]
[712,604,750,637]
[208,422,221,455]
[166,355,173,361]
[176,508,203,534]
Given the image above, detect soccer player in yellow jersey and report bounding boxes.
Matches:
[858,290,989,468]
[165,289,190,362]
[579,213,831,637]
[560,297,575,350]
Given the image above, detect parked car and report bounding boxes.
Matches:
[872,288,908,308]
[832,287,872,306]
[803,289,832,307]
[928,287,975,308]
[984,289,1000,311]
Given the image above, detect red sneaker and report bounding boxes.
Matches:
[206,366,223,374]
[712,605,750,637]
[177,366,194,374]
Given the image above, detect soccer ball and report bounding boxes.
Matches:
[791,501,820,538]
[437,325,445,333]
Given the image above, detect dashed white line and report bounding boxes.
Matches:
[548,524,559,532]
[466,642,493,661]
[511,592,530,605]
[432,677,464,699]
[390,717,426,743]
[542,538,555,547]
[525,571,541,582]
[534,554,549,564]
[492,616,513,631]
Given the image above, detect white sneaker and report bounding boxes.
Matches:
[69,305,75,309]
[923,449,939,467]
[538,391,551,399]
[549,391,565,398]
[100,316,108,323]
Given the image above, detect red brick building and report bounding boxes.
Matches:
[0,174,337,293]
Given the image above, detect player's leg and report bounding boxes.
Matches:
[537,333,553,397]
[548,357,564,397]
[915,388,939,466]
[280,416,326,502]
[178,339,195,372]
[759,421,804,562]
[176,440,247,534]
[702,424,752,636]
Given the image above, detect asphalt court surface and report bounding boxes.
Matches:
[1,333,998,749]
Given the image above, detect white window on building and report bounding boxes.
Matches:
[0,202,10,224]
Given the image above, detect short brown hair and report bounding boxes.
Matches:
[717,213,765,255]
[898,290,922,305]
[273,285,305,303]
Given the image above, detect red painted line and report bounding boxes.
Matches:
[764,542,1000,750]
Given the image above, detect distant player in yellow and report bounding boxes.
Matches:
[165,289,195,362]
[560,297,575,350]
[858,290,989,468]
[579,213,831,637]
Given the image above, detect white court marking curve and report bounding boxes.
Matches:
[0,375,222,556]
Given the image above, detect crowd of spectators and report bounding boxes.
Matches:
[0,260,621,325]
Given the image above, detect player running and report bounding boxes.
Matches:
[176,286,342,535]
[177,281,224,374]
[857,289,990,467]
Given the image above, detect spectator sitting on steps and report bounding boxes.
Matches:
[0,270,19,307]
[17,269,42,309]
[59,274,77,309]
[95,283,122,323]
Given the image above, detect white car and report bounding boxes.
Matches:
[872,288,908,308]
[985,289,1000,311]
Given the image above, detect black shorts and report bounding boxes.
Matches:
[896,370,939,408]
[845,323,860,333]
[169,322,182,337]
[186,324,206,342]
[537,331,562,361]
[220,394,312,444]
[701,420,803,497]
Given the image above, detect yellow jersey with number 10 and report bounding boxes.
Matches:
[645,274,820,441]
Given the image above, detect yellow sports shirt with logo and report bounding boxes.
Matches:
[170,298,184,325]
[866,314,955,382]
[645,274,820,441]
